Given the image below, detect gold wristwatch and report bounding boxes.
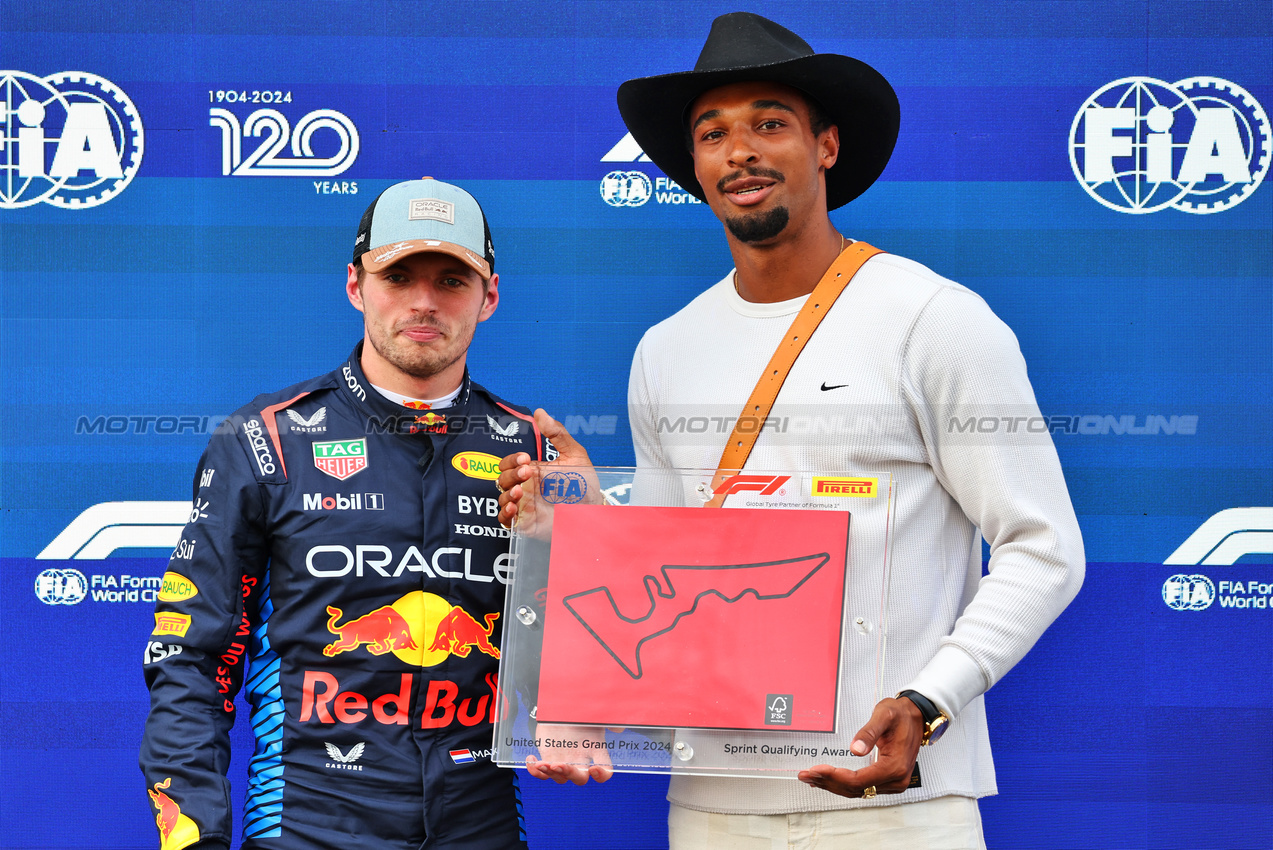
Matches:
[896,690,949,746]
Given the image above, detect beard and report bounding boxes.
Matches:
[368,318,470,380]
[724,205,790,243]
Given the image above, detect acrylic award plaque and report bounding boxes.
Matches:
[493,466,894,778]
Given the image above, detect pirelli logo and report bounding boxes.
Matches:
[811,477,877,498]
[153,612,192,637]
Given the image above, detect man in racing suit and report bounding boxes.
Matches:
[141,178,550,850]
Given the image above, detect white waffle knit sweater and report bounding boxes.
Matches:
[628,251,1085,813]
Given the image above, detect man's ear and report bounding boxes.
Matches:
[477,273,499,323]
[346,263,364,313]
[819,124,840,171]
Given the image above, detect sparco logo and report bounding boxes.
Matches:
[1069,76,1269,214]
[242,418,276,475]
[209,107,358,176]
[1,70,144,209]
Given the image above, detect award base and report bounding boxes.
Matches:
[493,466,894,777]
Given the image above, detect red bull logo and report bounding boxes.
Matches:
[322,591,499,666]
[415,411,447,434]
[148,778,201,850]
[429,607,500,659]
[299,669,508,729]
[323,604,418,657]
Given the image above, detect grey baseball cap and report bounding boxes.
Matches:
[352,178,495,278]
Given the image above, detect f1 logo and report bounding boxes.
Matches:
[714,475,790,497]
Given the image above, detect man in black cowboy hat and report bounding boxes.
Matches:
[498,11,1083,848]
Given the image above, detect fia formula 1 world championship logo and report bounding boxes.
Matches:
[1070,77,1269,214]
[0,71,143,209]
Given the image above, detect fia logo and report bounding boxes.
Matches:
[1069,77,1269,214]
[209,107,359,176]
[599,133,701,207]
[0,71,144,209]
[542,471,587,504]
[1162,574,1215,611]
[600,170,652,207]
[34,568,88,605]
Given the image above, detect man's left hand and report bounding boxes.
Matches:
[797,696,924,798]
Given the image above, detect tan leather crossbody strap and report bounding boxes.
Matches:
[707,241,883,508]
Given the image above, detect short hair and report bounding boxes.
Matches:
[352,254,491,293]
[684,89,833,150]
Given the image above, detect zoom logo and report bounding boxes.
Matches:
[0,70,144,209]
[209,107,359,176]
[1069,77,1269,214]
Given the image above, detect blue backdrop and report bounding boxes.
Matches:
[2,1,1270,847]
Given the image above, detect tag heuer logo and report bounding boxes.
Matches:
[313,438,368,480]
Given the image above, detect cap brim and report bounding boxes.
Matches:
[361,239,491,279]
[617,54,899,210]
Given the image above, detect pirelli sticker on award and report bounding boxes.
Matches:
[811,476,877,498]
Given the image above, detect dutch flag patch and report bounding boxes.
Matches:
[449,749,476,764]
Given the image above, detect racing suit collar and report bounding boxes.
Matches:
[342,342,474,420]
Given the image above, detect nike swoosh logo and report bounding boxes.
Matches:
[820,382,850,391]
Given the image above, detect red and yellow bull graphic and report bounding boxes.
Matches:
[451,451,501,480]
[153,612,191,637]
[148,778,201,850]
[811,476,877,497]
[323,591,499,665]
[414,411,447,434]
[308,594,508,728]
[323,604,418,657]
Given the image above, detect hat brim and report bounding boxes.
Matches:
[617,54,899,211]
[361,239,491,279]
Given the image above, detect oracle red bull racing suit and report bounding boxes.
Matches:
[141,345,550,850]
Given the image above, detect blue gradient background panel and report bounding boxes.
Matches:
[1,1,1270,847]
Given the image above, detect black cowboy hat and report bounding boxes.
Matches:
[616,12,899,210]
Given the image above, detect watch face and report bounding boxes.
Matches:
[927,716,949,745]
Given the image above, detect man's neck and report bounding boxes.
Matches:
[729,218,844,303]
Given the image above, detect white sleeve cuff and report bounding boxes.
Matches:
[898,644,989,720]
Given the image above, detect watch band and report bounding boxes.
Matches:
[896,689,949,746]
